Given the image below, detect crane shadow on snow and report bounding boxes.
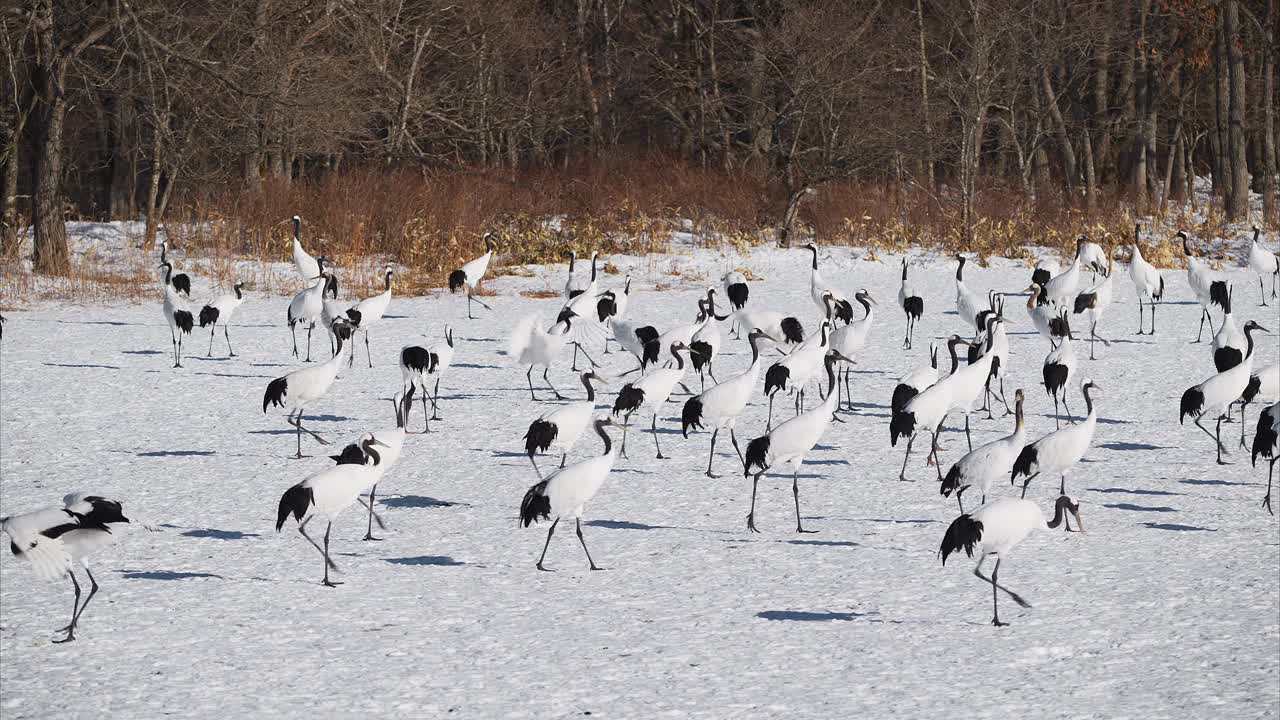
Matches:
[585,519,670,531]
[43,362,121,370]
[378,495,460,509]
[1088,487,1183,497]
[452,362,504,370]
[1142,522,1217,532]
[138,450,215,457]
[59,319,142,327]
[385,556,465,566]
[121,570,224,581]
[120,349,162,355]
[785,539,859,548]
[194,371,275,379]
[1180,478,1252,487]
[182,528,261,540]
[805,459,851,466]
[1102,503,1178,513]
[1099,442,1175,452]
[756,610,874,622]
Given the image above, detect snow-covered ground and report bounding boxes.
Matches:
[1,235,1278,718]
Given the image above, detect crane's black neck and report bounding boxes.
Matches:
[671,344,685,370]
[568,253,576,272]
[930,345,938,370]
[748,333,765,364]
[823,353,838,395]
[361,437,382,467]
[947,337,965,373]
[1046,496,1078,529]
[1180,232,1191,256]
[1244,325,1259,359]
[396,386,415,429]
[590,254,598,282]
[383,271,392,292]
[233,284,243,300]
[624,277,632,295]
[856,293,872,318]
[955,255,965,281]
[1082,384,1095,415]
[484,236,494,254]
[595,420,613,455]
[162,262,173,285]
[292,217,301,240]
[819,321,830,346]
[445,328,454,347]
[809,245,819,270]
[901,262,907,282]
[581,373,596,402]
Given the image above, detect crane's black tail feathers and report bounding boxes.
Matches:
[727,283,748,310]
[763,364,789,398]
[681,397,704,437]
[780,317,804,344]
[743,435,770,477]
[1031,268,1051,286]
[890,383,918,415]
[1011,444,1037,483]
[1043,363,1068,396]
[401,346,432,374]
[1209,280,1229,310]
[1153,275,1165,301]
[524,420,558,457]
[889,410,916,447]
[174,310,194,334]
[834,299,854,324]
[940,464,963,498]
[173,274,191,296]
[940,514,984,566]
[263,377,288,413]
[613,384,645,416]
[276,484,314,532]
[903,296,923,320]
[448,269,467,293]
[597,295,617,323]
[1253,408,1278,466]
[198,306,220,327]
[689,341,713,372]
[1179,388,1205,423]
[519,480,552,527]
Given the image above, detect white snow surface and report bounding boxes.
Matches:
[2,236,1279,718]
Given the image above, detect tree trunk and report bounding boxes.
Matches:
[1262,0,1276,222]
[1,101,28,255]
[1082,127,1097,213]
[1214,9,1231,198]
[575,0,603,152]
[1041,67,1078,195]
[107,93,134,219]
[1132,0,1150,210]
[915,0,935,191]
[1224,0,1249,219]
[143,132,164,250]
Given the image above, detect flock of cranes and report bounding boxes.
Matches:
[3,219,1278,639]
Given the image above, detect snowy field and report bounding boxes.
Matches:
[1,234,1278,718]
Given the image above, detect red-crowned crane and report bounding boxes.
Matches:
[524,372,607,477]
[448,233,496,319]
[898,258,923,349]
[1246,226,1278,306]
[1013,379,1100,514]
[519,418,619,571]
[510,308,578,401]
[198,281,245,357]
[1129,225,1165,335]
[263,320,355,458]
[1252,402,1279,514]
[940,495,1082,626]
[1181,231,1229,343]
[682,329,776,477]
[345,267,394,368]
[941,389,1027,513]
[1181,321,1270,464]
[613,342,689,459]
[161,261,194,368]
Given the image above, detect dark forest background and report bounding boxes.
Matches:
[2,0,1277,279]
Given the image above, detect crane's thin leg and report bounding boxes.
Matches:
[844,367,853,411]
[1019,472,1039,499]
[1053,393,1061,430]
[1261,276,1269,307]
[766,393,775,433]
[619,413,631,459]
[52,570,82,643]
[1263,461,1274,515]
[965,415,973,452]
[536,518,559,571]
[470,289,493,312]
[1152,301,1158,334]
[956,491,965,515]
[321,522,342,587]
[292,410,304,459]
[364,329,373,368]
[421,391,432,433]
[528,454,542,480]
[208,326,216,356]
[354,493,387,530]
[1215,416,1228,465]
[705,429,719,478]
[1240,403,1250,448]
[576,519,601,570]
[571,343,580,371]
[62,566,101,639]
[543,368,564,400]
[746,472,763,532]
[652,412,666,459]
[362,485,383,541]
[974,555,1030,612]
[291,323,299,357]
[729,428,744,466]
[289,411,329,447]
[431,378,442,420]
[575,343,601,369]
[224,324,235,356]
[170,327,179,367]
[1136,299,1145,335]
[793,467,816,533]
[298,517,338,570]
[1063,393,1075,424]
[526,366,537,401]
[306,324,314,362]
[467,293,474,320]
[899,433,915,481]
[934,423,947,482]
[708,365,718,384]
[560,453,567,468]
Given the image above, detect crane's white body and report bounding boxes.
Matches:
[944,399,1026,506]
[954,498,1048,560]
[729,309,802,346]
[288,280,326,332]
[457,249,492,292]
[292,222,319,288]
[1247,231,1278,304]
[1044,254,1081,306]
[955,256,983,329]
[1025,285,1056,343]
[1,494,133,581]
[512,315,571,368]
[1014,382,1098,495]
[1079,242,1107,276]
[1129,243,1162,301]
